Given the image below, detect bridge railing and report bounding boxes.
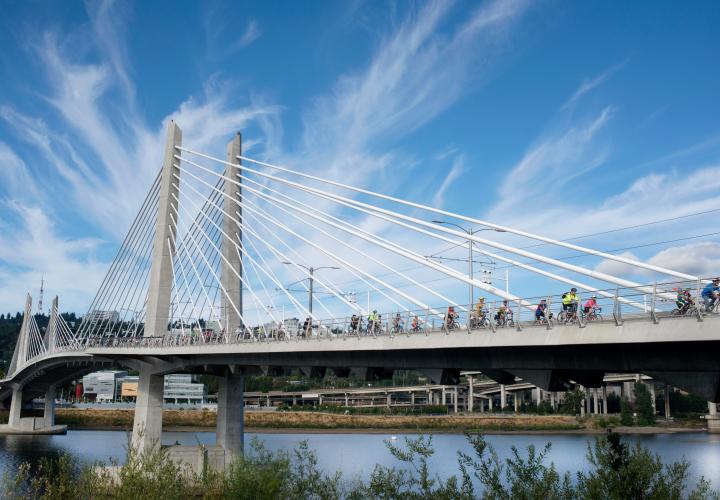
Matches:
[66,277,718,351]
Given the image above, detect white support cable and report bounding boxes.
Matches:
[237,173,469,312]
[80,184,160,340]
[85,194,159,340]
[171,182,281,331]
[241,213,359,319]
[173,198,226,329]
[169,225,211,340]
[232,244,279,335]
[169,211,226,333]
[105,233,156,339]
[173,185,309,327]
[242,196,409,313]
[245,177,643,310]
[240,228,279,320]
[78,175,160,338]
[175,151,685,292]
[174,173,346,320]
[172,190,278,336]
[468,245,647,310]
[237,203,362,317]
[174,159,531,309]
[224,150,697,281]
[232,224,303,323]
[173,169,373,317]
[172,187,322,323]
[175,206,224,327]
[172,179,226,324]
[167,237,186,337]
[171,199,254,334]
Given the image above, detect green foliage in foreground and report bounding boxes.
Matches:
[2,432,717,500]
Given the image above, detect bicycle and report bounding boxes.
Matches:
[583,306,603,322]
[557,305,579,324]
[534,312,554,327]
[495,312,514,328]
[469,313,491,329]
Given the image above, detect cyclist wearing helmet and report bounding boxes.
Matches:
[583,295,598,315]
[701,278,720,311]
[562,288,579,314]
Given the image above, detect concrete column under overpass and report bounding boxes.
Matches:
[132,369,165,450]
[216,371,245,460]
[7,387,22,428]
[43,385,56,428]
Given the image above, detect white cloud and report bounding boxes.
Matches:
[647,242,720,278]
[561,59,628,111]
[0,142,39,198]
[490,106,613,219]
[229,19,262,51]
[432,155,465,207]
[0,203,106,312]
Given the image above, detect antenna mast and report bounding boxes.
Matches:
[38,275,45,314]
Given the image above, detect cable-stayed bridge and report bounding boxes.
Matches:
[2,121,719,459]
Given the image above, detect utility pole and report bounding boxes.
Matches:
[308,267,314,315]
[431,221,505,309]
[282,263,339,317]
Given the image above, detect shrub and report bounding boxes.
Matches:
[620,397,634,426]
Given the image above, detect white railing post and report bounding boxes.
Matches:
[651,282,659,324]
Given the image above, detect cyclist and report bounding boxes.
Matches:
[411,315,420,332]
[702,278,720,311]
[350,314,359,334]
[445,306,458,329]
[473,297,488,326]
[675,289,693,315]
[495,300,510,325]
[562,288,579,322]
[392,313,404,333]
[367,310,379,333]
[535,299,548,323]
[583,295,598,314]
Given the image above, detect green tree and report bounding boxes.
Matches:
[634,383,656,426]
[620,397,634,426]
[558,388,585,415]
[576,432,714,500]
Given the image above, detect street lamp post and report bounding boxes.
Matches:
[282,262,340,315]
[431,221,506,310]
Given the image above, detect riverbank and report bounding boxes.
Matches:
[0,408,706,433]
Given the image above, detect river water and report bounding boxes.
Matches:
[1,430,719,488]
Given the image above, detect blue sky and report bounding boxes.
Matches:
[0,0,719,316]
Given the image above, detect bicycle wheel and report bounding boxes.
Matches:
[506,318,515,327]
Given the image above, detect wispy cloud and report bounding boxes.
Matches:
[433,155,465,207]
[561,59,628,111]
[229,19,262,52]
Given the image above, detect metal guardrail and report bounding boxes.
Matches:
[9,278,720,373]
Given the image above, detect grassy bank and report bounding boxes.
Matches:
[3,408,705,432]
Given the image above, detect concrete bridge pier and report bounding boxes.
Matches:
[0,384,66,435]
[132,369,165,451]
[43,385,56,428]
[7,386,22,428]
[708,402,719,433]
[216,370,245,462]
